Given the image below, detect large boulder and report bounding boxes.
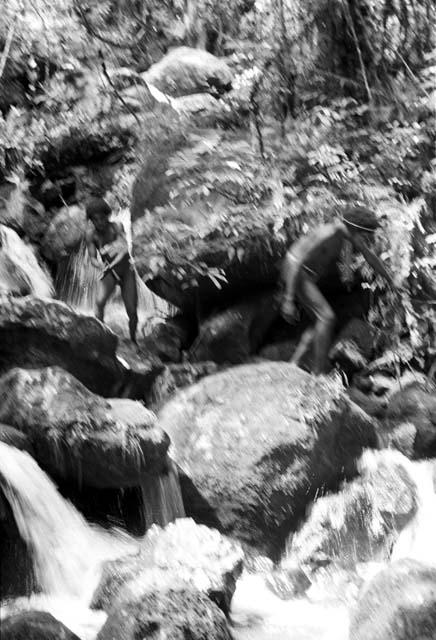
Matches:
[97,583,233,640]
[0,611,80,640]
[40,205,87,262]
[350,559,436,640]
[0,294,130,396]
[133,129,293,313]
[157,362,377,555]
[380,382,436,458]
[282,450,418,575]
[188,291,279,364]
[0,366,169,488]
[143,47,233,97]
[92,518,243,615]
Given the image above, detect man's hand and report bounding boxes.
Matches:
[281,296,298,323]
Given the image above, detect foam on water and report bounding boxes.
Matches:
[0,443,135,601]
[0,225,53,298]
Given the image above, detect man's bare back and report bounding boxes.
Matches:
[281,208,392,374]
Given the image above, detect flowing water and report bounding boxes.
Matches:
[231,455,436,640]
[1,444,436,640]
[141,458,185,530]
[0,443,185,638]
[0,225,53,298]
[55,209,173,332]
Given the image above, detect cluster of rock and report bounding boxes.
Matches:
[1,45,435,640]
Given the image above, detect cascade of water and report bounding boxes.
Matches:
[391,458,436,566]
[0,443,134,601]
[140,459,186,531]
[0,225,53,298]
[55,209,174,328]
[55,238,99,310]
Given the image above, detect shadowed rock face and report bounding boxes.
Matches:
[92,518,244,616]
[350,559,436,640]
[1,611,80,640]
[0,294,125,397]
[157,362,377,557]
[382,384,436,459]
[0,366,169,488]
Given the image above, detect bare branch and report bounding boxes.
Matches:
[98,49,142,126]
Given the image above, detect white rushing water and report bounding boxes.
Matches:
[1,441,436,640]
[0,443,136,638]
[0,225,53,298]
[0,443,135,600]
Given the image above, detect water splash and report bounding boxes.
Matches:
[391,459,436,566]
[0,443,134,601]
[0,225,53,298]
[55,209,173,329]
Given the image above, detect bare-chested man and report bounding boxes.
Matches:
[85,197,138,343]
[281,206,393,374]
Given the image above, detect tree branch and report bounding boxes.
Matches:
[73,0,133,49]
[98,50,142,126]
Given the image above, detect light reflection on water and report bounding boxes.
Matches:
[231,573,349,640]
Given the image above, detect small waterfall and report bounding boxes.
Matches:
[55,238,99,310]
[391,459,436,566]
[0,443,133,601]
[0,225,53,298]
[55,209,173,328]
[140,459,186,530]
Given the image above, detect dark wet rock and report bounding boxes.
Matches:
[37,175,77,209]
[0,424,34,455]
[143,47,233,97]
[330,318,378,377]
[350,559,436,640]
[380,381,436,458]
[283,450,418,574]
[149,361,219,408]
[347,387,387,419]
[0,366,169,488]
[40,205,87,262]
[0,294,128,396]
[1,611,80,640]
[188,291,279,364]
[97,583,233,640]
[258,339,298,362]
[157,362,377,556]
[141,315,192,363]
[92,518,243,615]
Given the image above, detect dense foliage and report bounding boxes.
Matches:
[0,0,435,373]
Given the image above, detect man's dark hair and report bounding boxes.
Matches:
[343,206,380,233]
[86,197,111,218]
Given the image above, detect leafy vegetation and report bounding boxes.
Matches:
[0,0,434,373]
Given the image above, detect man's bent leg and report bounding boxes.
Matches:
[121,267,139,343]
[298,275,335,375]
[95,273,116,322]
